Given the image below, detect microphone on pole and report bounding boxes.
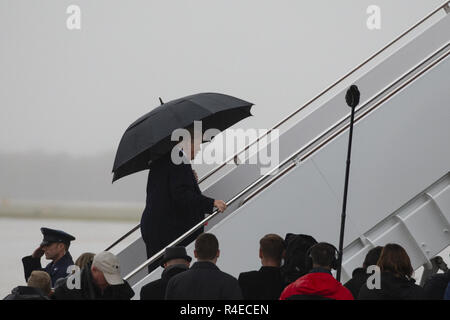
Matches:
[336,84,360,282]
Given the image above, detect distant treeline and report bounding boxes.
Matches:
[0,151,146,203]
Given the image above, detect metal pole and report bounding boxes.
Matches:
[336,85,360,282]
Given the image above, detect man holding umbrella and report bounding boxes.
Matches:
[141,124,227,270]
[112,93,253,272]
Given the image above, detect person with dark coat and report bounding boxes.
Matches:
[4,286,49,300]
[140,129,227,271]
[140,246,191,300]
[280,242,354,300]
[358,243,426,300]
[4,270,51,300]
[53,251,134,300]
[165,233,242,300]
[422,270,450,300]
[238,234,286,300]
[444,282,450,300]
[53,252,97,290]
[359,271,426,300]
[344,246,383,299]
[22,227,75,287]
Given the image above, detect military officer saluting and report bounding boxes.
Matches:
[22,227,76,287]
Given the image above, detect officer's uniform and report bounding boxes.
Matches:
[22,228,76,287]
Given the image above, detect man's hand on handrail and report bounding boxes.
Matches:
[214,200,227,213]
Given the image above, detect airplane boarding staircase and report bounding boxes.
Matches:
[107,2,450,298]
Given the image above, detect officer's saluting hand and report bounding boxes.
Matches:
[32,246,45,259]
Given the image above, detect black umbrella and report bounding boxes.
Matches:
[112,92,253,182]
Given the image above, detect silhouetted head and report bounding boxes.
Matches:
[362,246,383,270]
[27,271,51,296]
[75,252,95,270]
[194,233,220,263]
[377,243,414,278]
[259,234,285,267]
[180,125,202,160]
[309,242,338,270]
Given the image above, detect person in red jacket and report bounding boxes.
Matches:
[280,242,353,300]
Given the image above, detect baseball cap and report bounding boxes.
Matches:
[92,251,124,285]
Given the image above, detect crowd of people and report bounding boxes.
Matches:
[4,227,134,300]
[3,227,450,300]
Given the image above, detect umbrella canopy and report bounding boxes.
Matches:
[112,92,253,182]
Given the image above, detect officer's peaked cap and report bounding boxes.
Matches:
[40,227,76,247]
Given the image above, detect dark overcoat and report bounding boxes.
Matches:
[344,267,369,300]
[422,271,450,300]
[140,152,214,260]
[140,264,188,300]
[238,266,285,300]
[358,271,426,300]
[3,286,49,300]
[165,261,242,300]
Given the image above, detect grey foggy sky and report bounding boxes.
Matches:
[0,0,444,156]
